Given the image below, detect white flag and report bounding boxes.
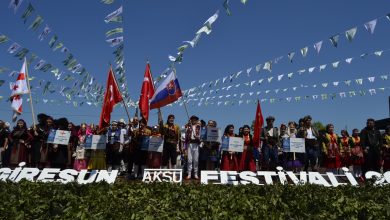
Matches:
[105,6,123,23]
[364,19,377,34]
[10,58,30,96]
[367,77,375,83]
[345,58,353,64]
[314,41,323,54]
[301,47,308,57]
[332,61,340,68]
[345,27,357,42]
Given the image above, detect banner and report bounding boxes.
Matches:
[47,129,71,145]
[85,135,107,150]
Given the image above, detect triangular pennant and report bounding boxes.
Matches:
[300,47,308,57]
[308,67,316,73]
[321,94,328,100]
[258,79,263,84]
[222,76,228,83]
[250,80,256,87]
[246,67,252,76]
[381,75,388,80]
[297,69,306,75]
[368,89,376,95]
[265,90,270,94]
[267,77,273,83]
[319,64,327,72]
[286,97,292,102]
[263,61,272,72]
[367,77,375,83]
[287,73,293,78]
[339,92,346,98]
[295,96,301,102]
[374,51,383,56]
[329,35,339,47]
[274,89,279,94]
[314,41,323,54]
[277,74,284,81]
[321,83,328,88]
[288,52,295,63]
[312,95,318,100]
[255,64,262,72]
[292,87,297,91]
[345,27,357,42]
[364,19,377,34]
[345,58,353,64]
[332,61,340,68]
[355,78,363,85]
[360,53,368,59]
[349,91,356,97]
[333,81,339,87]
[359,90,366,96]
[344,80,351,86]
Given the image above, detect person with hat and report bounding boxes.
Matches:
[159,114,181,169]
[261,116,280,170]
[184,115,201,180]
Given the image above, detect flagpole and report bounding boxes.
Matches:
[110,65,131,123]
[24,58,36,126]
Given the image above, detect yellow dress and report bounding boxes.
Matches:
[87,150,106,170]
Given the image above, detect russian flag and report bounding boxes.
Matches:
[150,71,182,109]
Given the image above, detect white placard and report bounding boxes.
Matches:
[148,136,164,153]
[85,135,107,150]
[47,130,71,145]
[289,138,305,153]
[206,127,220,142]
[221,137,244,152]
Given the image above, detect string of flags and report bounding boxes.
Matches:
[8,1,103,99]
[184,48,390,96]
[171,86,389,107]
[184,12,390,94]
[102,3,132,107]
[181,74,388,102]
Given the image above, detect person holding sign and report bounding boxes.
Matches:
[147,126,163,168]
[49,118,70,169]
[298,115,320,172]
[73,123,90,171]
[220,124,239,171]
[261,116,280,171]
[202,120,220,171]
[322,124,341,174]
[133,118,151,179]
[239,125,256,172]
[185,115,201,180]
[160,114,180,169]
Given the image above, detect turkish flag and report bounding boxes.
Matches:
[139,63,155,122]
[99,67,123,129]
[253,100,264,148]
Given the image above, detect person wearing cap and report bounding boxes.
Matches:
[159,114,181,169]
[297,115,320,172]
[185,115,201,180]
[261,116,280,170]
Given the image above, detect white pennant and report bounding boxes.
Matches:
[364,19,377,34]
[256,91,261,95]
[288,52,295,62]
[249,92,254,96]
[246,67,252,76]
[319,64,327,72]
[292,87,297,91]
[312,95,318,100]
[345,58,353,64]
[298,69,306,75]
[227,85,233,90]
[258,79,264,84]
[286,97,292,102]
[263,61,272,72]
[265,90,270,94]
[301,47,308,57]
[277,74,284,81]
[274,89,279,94]
[368,89,376,95]
[321,83,328,88]
[287,73,293,78]
[235,71,242,78]
[355,78,363,85]
[345,80,351,86]
[339,92,346,98]
[329,35,339,47]
[250,80,256,87]
[367,77,375,83]
[333,81,339,87]
[374,51,383,56]
[308,67,316,73]
[314,41,323,54]
[240,93,245,98]
[313,84,317,88]
[332,61,340,68]
[222,77,228,83]
[381,75,388,80]
[267,77,273,83]
[255,64,262,72]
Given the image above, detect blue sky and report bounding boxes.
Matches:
[0,0,389,133]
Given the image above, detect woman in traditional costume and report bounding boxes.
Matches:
[350,129,364,178]
[239,125,256,172]
[8,119,32,167]
[322,124,341,173]
[220,124,238,171]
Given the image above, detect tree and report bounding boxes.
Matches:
[312,121,326,132]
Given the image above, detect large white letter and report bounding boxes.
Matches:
[15,168,40,182]
[201,171,219,184]
[95,170,118,184]
[239,171,259,185]
[308,172,331,187]
[37,168,61,183]
[58,169,78,183]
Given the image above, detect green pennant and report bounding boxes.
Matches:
[48,35,58,48]
[21,3,35,24]
[62,54,74,66]
[107,16,122,23]
[223,0,232,16]
[101,0,115,4]
[14,48,29,60]
[27,53,38,65]
[105,28,123,37]
[0,35,9,44]
[40,63,52,72]
[29,15,44,31]
[53,42,63,51]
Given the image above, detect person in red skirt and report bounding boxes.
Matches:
[339,130,351,169]
[350,129,364,178]
[220,124,239,171]
[322,124,341,174]
[239,125,256,172]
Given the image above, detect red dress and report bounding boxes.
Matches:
[221,134,238,171]
[238,134,256,172]
[340,137,350,167]
[350,136,364,166]
[324,133,341,169]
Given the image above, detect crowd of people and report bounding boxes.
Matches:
[0,113,389,181]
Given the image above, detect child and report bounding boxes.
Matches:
[73,123,90,171]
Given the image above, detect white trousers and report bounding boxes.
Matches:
[187,143,199,175]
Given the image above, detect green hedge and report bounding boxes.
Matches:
[1,181,390,219]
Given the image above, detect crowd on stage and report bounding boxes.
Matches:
[0,113,389,181]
